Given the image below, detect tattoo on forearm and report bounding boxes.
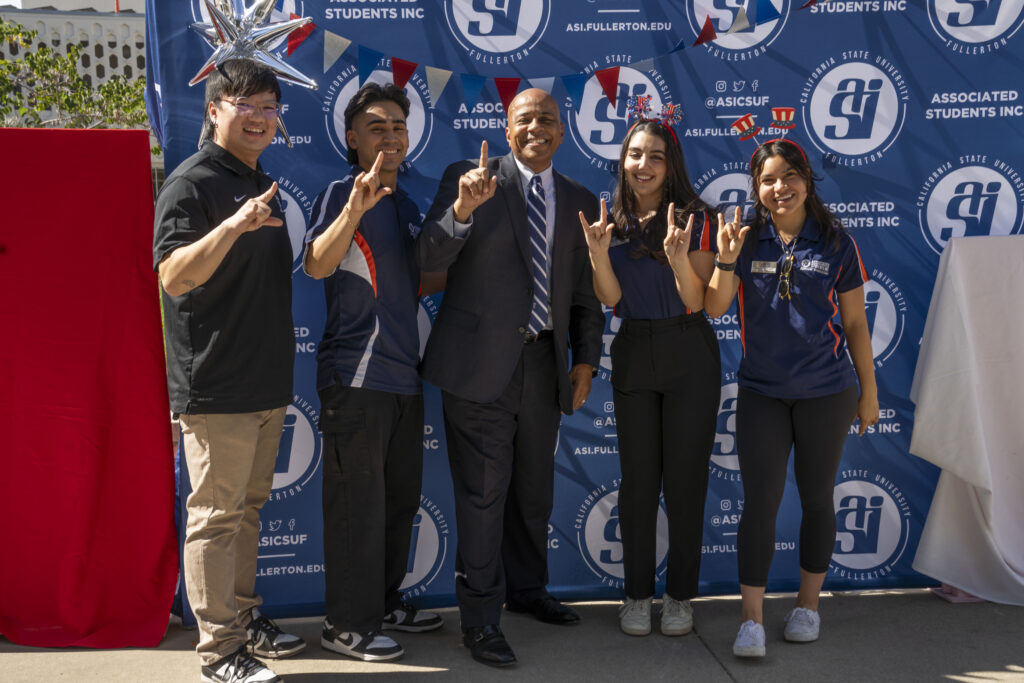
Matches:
[183,279,196,290]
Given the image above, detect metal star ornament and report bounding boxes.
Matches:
[189,0,317,90]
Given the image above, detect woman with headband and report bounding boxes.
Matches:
[704,138,879,658]
[579,103,721,639]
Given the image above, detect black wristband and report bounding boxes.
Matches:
[714,256,737,272]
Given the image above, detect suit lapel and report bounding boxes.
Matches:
[550,170,574,299]
[498,153,532,269]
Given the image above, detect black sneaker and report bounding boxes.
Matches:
[247,608,307,659]
[382,601,444,632]
[201,647,280,683]
[320,618,404,661]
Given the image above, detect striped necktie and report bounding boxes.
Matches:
[526,175,550,335]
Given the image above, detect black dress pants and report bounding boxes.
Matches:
[319,383,424,633]
[441,337,561,628]
[611,314,721,600]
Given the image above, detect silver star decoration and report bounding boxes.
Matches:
[189,0,317,148]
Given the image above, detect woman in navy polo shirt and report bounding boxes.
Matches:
[705,139,879,658]
[580,119,721,639]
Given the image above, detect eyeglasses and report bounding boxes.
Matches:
[778,253,794,300]
[219,97,281,119]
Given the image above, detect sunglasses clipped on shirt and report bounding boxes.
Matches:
[778,252,795,300]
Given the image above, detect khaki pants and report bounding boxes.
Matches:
[179,408,286,665]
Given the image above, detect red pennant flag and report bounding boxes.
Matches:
[391,57,418,89]
[799,0,817,8]
[595,67,620,108]
[693,15,717,46]
[286,14,315,56]
[494,77,521,114]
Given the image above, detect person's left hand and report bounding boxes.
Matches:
[855,392,880,436]
[568,363,594,412]
[663,202,694,272]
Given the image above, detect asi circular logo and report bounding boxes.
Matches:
[863,269,906,370]
[801,54,909,167]
[695,171,755,222]
[275,176,313,273]
[928,0,1024,54]
[272,398,322,498]
[323,66,434,165]
[191,0,306,52]
[829,471,911,580]
[400,497,449,597]
[687,0,790,60]
[567,65,674,172]
[917,161,1024,254]
[710,382,741,481]
[597,308,620,381]
[575,484,667,589]
[444,0,550,60]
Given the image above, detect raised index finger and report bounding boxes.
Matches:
[370,150,384,174]
[479,140,489,169]
[734,205,742,226]
[600,197,607,225]
[667,202,676,227]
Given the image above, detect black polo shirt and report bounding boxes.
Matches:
[153,142,294,414]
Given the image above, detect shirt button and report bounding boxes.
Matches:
[518,326,526,334]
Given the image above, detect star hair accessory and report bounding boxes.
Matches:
[625,95,685,142]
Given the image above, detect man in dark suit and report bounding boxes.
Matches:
[416,89,604,667]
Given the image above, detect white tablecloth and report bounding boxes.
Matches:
[910,235,1024,605]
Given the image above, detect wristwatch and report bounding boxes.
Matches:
[714,255,737,272]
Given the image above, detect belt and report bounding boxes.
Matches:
[523,330,553,344]
[620,311,707,332]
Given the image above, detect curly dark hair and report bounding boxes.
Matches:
[611,121,710,263]
[748,139,844,250]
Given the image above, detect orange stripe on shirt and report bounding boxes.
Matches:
[827,282,841,357]
[849,235,869,283]
[352,231,378,297]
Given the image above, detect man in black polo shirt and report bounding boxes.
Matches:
[153,59,303,683]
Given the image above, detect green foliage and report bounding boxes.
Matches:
[1,18,151,132]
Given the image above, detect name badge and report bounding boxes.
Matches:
[751,260,777,274]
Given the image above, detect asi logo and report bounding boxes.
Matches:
[418,296,439,359]
[597,307,620,382]
[687,0,791,61]
[928,0,1024,54]
[863,269,907,370]
[400,496,449,598]
[917,160,1024,254]
[801,53,909,167]
[567,66,675,172]
[276,176,313,273]
[829,471,911,581]
[191,0,305,51]
[575,483,668,589]
[444,0,550,62]
[272,396,322,500]
[323,66,434,165]
[695,170,755,221]
[710,383,741,481]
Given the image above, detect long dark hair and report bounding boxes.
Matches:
[611,121,709,262]
[749,139,844,250]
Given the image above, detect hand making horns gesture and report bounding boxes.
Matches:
[349,151,392,214]
[578,197,614,255]
[455,140,498,220]
[716,205,751,265]
[663,202,695,271]
[226,181,283,234]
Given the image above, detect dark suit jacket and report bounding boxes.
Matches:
[417,152,604,413]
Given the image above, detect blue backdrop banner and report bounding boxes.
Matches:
[147,0,1024,621]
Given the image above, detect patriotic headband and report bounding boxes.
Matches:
[626,95,684,143]
[751,138,809,169]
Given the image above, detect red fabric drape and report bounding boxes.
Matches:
[0,129,177,647]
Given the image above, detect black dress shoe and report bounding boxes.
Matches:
[506,595,581,625]
[463,624,517,667]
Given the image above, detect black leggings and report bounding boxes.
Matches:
[735,385,858,587]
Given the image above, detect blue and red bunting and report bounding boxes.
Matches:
[460,74,487,110]
[561,73,588,114]
[358,45,384,86]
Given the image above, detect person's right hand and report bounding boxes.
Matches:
[716,205,750,264]
[224,182,283,234]
[453,140,498,222]
[578,197,614,255]
[348,151,392,215]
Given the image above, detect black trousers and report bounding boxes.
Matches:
[441,337,561,628]
[611,313,721,600]
[735,385,858,587]
[319,383,424,633]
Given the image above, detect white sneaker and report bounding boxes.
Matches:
[201,647,280,683]
[247,608,307,659]
[659,594,693,636]
[618,597,652,636]
[733,620,766,658]
[784,607,820,642]
[382,601,444,632]
[321,619,403,661]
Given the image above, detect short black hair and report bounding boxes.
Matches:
[199,59,282,147]
[343,82,411,165]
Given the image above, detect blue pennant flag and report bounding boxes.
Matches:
[460,74,487,110]
[755,0,782,24]
[561,73,588,114]
[358,45,385,86]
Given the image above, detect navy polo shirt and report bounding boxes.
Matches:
[734,217,867,398]
[305,170,423,395]
[609,211,715,319]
